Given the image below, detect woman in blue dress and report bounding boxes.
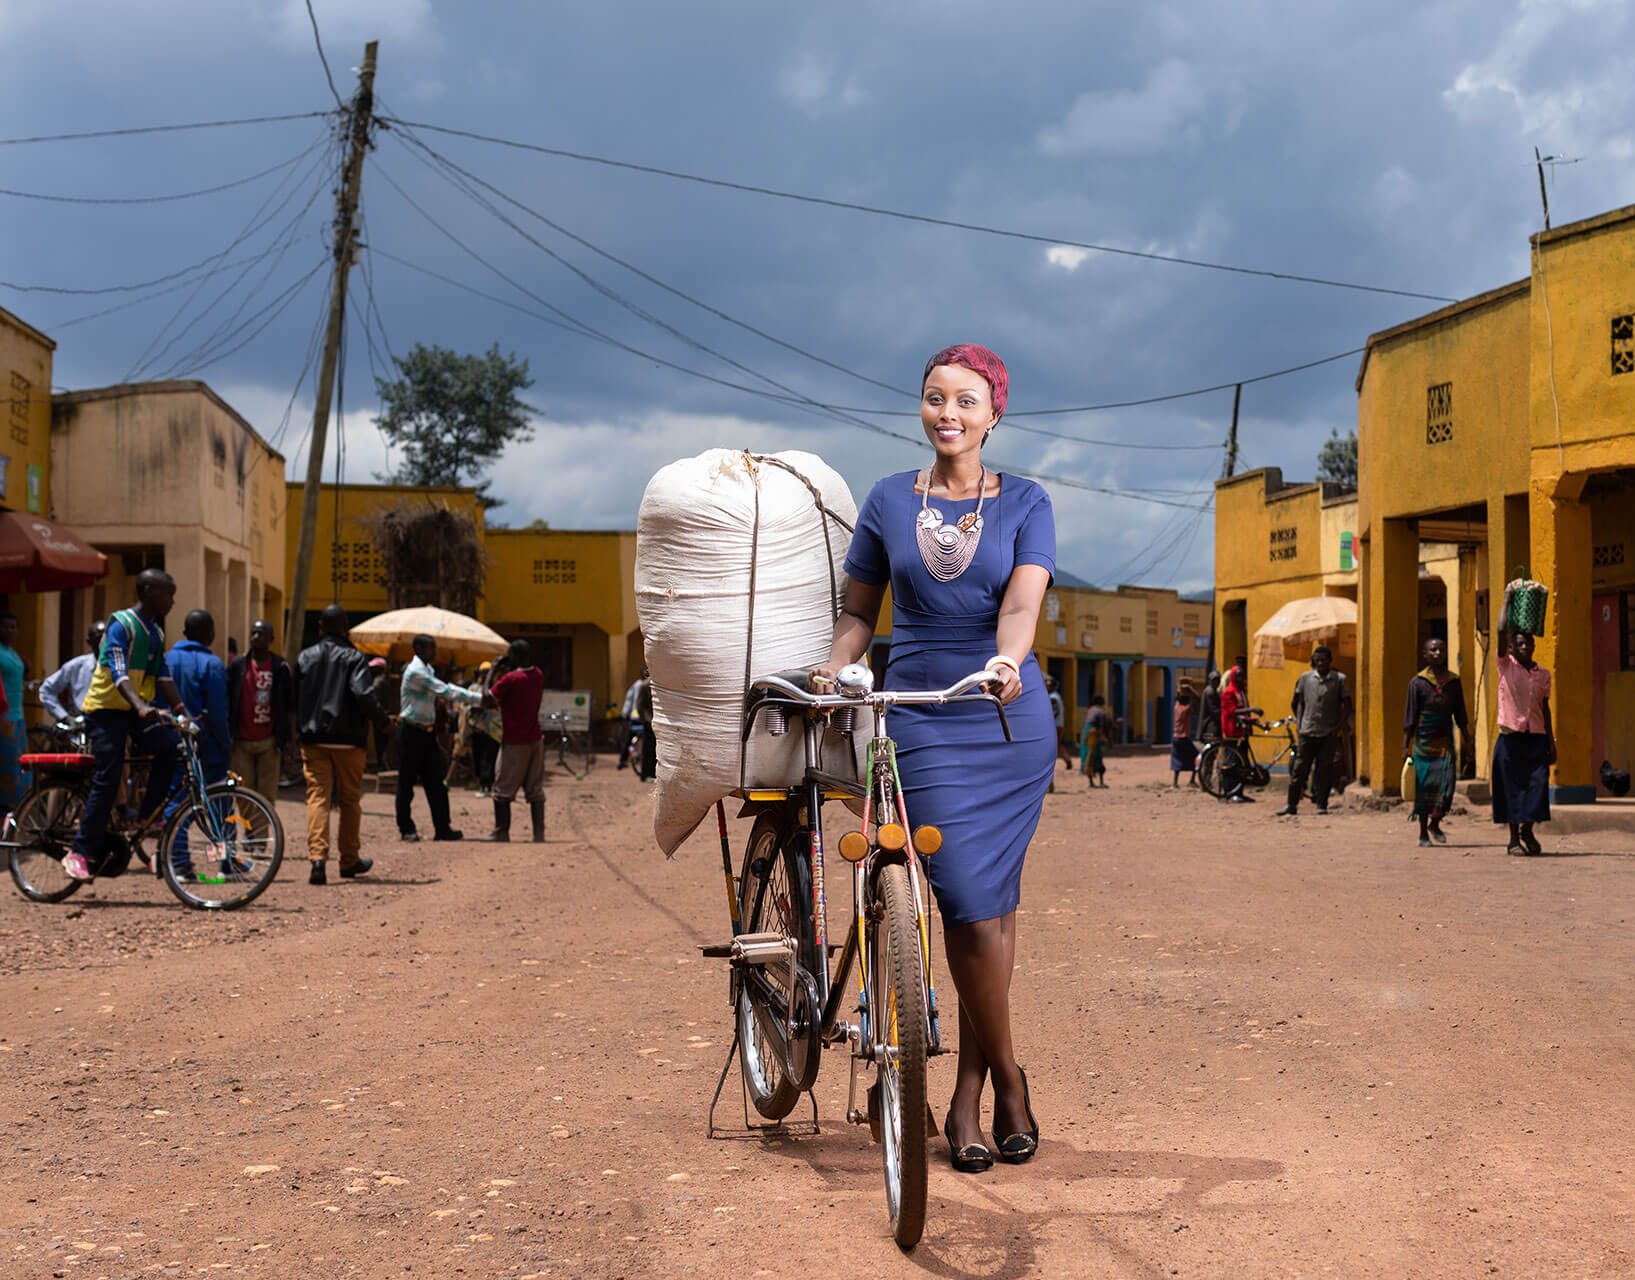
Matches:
[814,344,1055,1174]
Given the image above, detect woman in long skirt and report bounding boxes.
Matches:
[1170,684,1198,787]
[1493,629,1554,855]
[816,344,1053,1174]
[1402,637,1469,847]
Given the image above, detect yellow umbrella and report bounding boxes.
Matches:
[1252,595,1357,669]
[348,606,509,666]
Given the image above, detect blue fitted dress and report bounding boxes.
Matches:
[844,470,1057,926]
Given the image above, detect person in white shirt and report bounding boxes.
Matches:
[395,633,483,842]
[38,621,108,724]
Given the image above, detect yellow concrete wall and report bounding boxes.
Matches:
[0,309,59,682]
[0,309,55,518]
[283,482,484,620]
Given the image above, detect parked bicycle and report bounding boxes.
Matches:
[1199,708,1299,800]
[4,710,284,910]
[542,709,595,780]
[705,661,1010,1249]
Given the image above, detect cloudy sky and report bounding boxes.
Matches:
[3,0,1632,590]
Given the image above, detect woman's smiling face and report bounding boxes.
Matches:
[921,364,998,463]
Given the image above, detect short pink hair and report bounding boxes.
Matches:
[923,344,1008,418]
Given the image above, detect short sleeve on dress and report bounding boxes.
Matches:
[1012,482,1056,582]
[1539,667,1552,698]
[843,479,890,586]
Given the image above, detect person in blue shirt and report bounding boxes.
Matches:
[165,609,232,875]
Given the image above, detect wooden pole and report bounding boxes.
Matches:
[286,40,378,652]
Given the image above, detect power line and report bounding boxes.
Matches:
[304,0,345,110]
[391,123,907,400]
[387,121,1364,437]
[0,110,336,147]
[378,115,1458,304]
[366,231,1206,509]
[0,144,319,205]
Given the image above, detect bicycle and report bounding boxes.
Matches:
[541,709,595,780]
[4,710,285,910]
[1199,709,1298,800]
[706,660,1011,1249]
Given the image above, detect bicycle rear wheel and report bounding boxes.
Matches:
[7,784,85,903]
[872,862,928,1250]
[735,811,816,1120]
[159,781,284,910]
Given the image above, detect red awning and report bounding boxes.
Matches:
[0,511,108,593]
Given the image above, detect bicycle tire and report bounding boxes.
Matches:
[873,862,928,1249]
[7,784,85,903]
[159,781,284,911]
[1214,743,1249,799]
[575,733,597,775]
[1198,742,1226,797]
[735,811,816,1121]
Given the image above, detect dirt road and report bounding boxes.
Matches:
[3,756,1634,1278]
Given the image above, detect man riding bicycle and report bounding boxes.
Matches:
[64,569,189,881]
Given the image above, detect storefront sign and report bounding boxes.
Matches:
[26,464,41,513]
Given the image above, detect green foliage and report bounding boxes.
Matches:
[1316,427,1357,490]
[375,342,536,506]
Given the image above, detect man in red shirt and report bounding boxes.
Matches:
[227,619,294,802]
[478,639,547,842]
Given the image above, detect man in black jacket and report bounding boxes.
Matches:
[296,604,390,886]
[226,619,294,803]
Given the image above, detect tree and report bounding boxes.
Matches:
[375,342,535,506]
[1316,427,1357,490]
[362,500,486,613]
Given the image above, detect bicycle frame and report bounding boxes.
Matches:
[736,669,1011,1072]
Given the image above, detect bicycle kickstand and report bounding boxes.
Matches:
[705,1029,818,1140]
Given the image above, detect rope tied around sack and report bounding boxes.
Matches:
[736,451,856,790]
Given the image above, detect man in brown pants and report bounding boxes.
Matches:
[295,605,391,885]
[478,638,547,842]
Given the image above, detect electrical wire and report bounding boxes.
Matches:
[161,259,328,381]
[304,0,345,110]
[0,144,321,205]
[123,128,339,381]
[378,115,1457,304]
[0,111,336,147]
[387,120,1359,440]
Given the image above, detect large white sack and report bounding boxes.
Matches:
[636,449,864,855]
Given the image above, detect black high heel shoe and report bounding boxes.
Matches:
[943,1115,994,1173]
[992,1067,1039,1164]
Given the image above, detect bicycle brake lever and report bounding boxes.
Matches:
[987,694,1013,743]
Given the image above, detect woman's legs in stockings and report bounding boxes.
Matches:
[943,912,1029,1149]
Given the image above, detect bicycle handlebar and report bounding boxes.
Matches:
[152,708,202,737]
[747,668,1013,743]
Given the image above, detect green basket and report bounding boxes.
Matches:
[1503,571,1549,636]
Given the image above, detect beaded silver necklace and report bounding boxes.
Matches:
[915,467,987,582]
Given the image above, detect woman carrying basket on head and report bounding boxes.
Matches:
[812,344,1054,1175]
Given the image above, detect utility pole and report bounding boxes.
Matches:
[286,40,378,652]
[1223,382,1241,478]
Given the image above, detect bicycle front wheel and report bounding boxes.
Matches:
[1198,743,1226,797]
[1213,743,1249,799]
[160,781,284,910]
[872,862,928,1250]
[8,783,85,903]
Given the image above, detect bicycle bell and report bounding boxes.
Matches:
[836,663,874,695]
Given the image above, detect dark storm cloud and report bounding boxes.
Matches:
[3,0,1632,586]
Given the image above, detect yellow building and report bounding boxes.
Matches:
[51,381,286,660]
[1214,468,1359,736]
[483,528,641,720]
[1356,202,1635,800]
[0,307,65,676]
[286,482,642,723]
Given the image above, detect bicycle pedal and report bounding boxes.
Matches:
[698,943,733,959]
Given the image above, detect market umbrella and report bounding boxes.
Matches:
[1252,595,1357,669]
[0,511,108,592]
[348,605,509,666]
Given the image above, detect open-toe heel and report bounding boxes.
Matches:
[943,1115,994,1173]
[992,1067,1040,1164]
